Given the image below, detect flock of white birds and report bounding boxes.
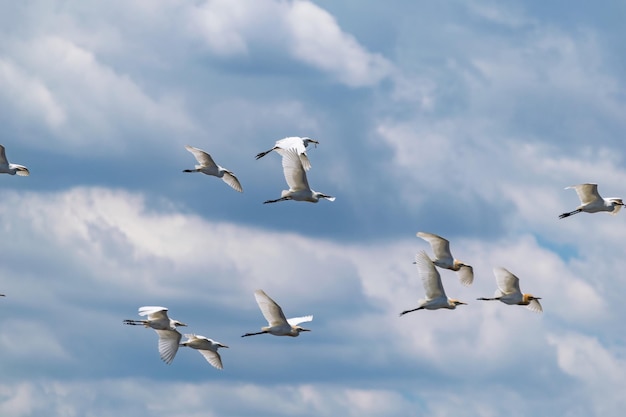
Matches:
[1,138,624,371]
[400,182,624,316]
[182,136,335,203]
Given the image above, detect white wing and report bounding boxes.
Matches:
[0,145,8,165]
[492,267,522,295]
[280,148,309,191]
[416,232,453,262]
[138,306,169,320]
[287,315,313,326]
[222,171,243,192]
[414,251,446,300]
[276,137,306,152]
[278,151,312,171]
[185,145,217,169]
[254,289,288,327]
[275,137,312,171]
[567,183,601,205]
[183,333,199,341]
[527,299,543,313]
[198,349,224,370]
[155,329,181,364]
[457,265,474,286]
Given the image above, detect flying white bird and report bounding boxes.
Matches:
[242,289,313,337]
[559,183,624,219]
[180,334,228,370]
[183,145,243,192]
[255,136,319,171]
[123,306,187,364]
[400,251,467,316]
[0,145,29,176]
[263,148,335,204]
[416,232,474,286]
[477,267,542,312]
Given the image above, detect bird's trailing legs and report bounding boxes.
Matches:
[123,319,147,326]
[263,197,290,204]
[558,209,581,219]
[241,330,268,337]
[255,149,274,160]
[399,307,424,316]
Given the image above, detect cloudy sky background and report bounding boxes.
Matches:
[1,1,626,416]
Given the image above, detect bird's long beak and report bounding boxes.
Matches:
[301,328,311,332]
[221,344,230,348]
[458,301,468,305]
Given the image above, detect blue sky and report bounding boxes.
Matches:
[1,1,626,416]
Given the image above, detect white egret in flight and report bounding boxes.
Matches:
[183,145,243,192]
[400,251,467,316]
[123,306,187,364]
[0,145,29,176]
[477,267,543,312]
[180,334,228,370]
[416,232,474,286]
[559,183,624,219]
[242,289,313,337]
[255,136,319,171]
[263,148,334,204]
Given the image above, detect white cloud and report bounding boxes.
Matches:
[285,1,392,87]
[0,186,622,414]
[466,1,532,28]
[2,35,195,154]
[188,0,392,87]
[0,379,417,417]
[188,0,251,56]
[0,58,66,128]
[548,333,626,415]
[0,1,626,416]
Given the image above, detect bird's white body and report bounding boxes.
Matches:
[242,289,313,337]
[123,306,187,364]
[400,251,467,315]
[477,267,542,313]
[256,136,318,171]
[180,334,228,370]
[0,145,29,176]
[263,148,334,204]
[183,145,243,192]
[416,232,474,286]
[559,183,623,219]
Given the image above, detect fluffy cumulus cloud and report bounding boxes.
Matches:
[0,35,194,154]
[0,186,624,416]
[1,0,626,416]
[188,0,392,86]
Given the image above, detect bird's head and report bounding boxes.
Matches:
[610,199,625,214]
[525,294,541,301]
[172,320,187,327]
[453,259,468,268]
[218,343,229,349]
[315,193,335,202]
[295,326,311,334]
[450,299,467,308]
[303,137,319,148]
